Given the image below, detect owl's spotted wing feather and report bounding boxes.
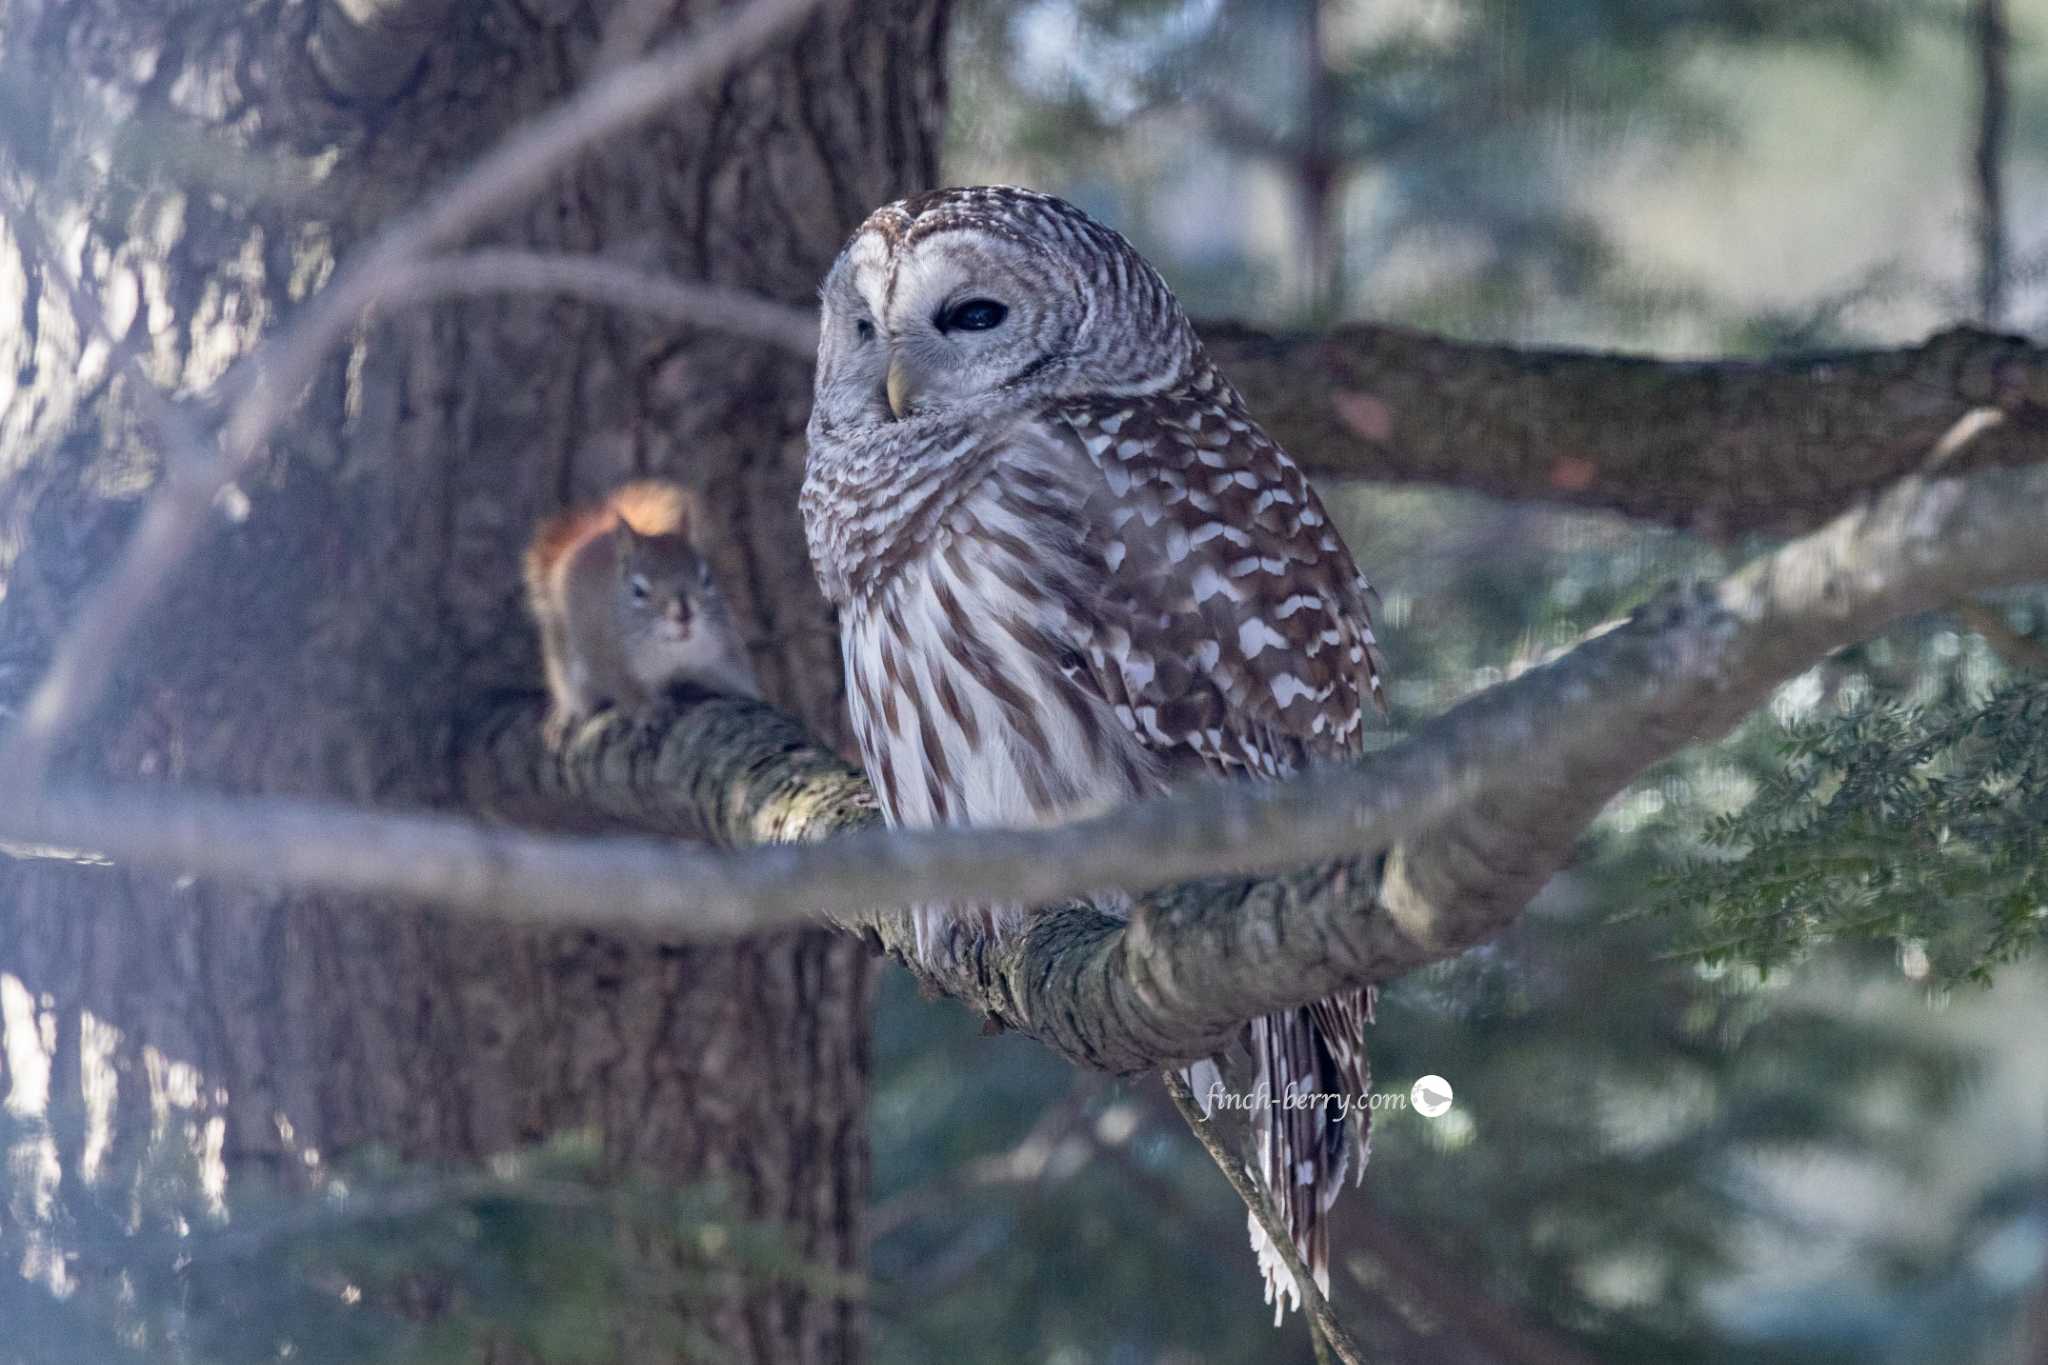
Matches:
[1051,361,1385,782]
[1032,365,1383,1316]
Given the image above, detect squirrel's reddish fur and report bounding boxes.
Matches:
[522,479,756,736]
[523,481,699,597]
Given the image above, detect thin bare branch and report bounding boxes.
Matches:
[217,0,830,461]
[0,0,831,781]
[2,778,830,939]
[1923,405,2006,471]
[1164,1070,1367,1364]
[0,689,1458,937]
[381,249,820,356]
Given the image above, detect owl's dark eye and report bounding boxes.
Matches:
[854,318,875,342]
[938,299,1007,333]
[629,574,651,603]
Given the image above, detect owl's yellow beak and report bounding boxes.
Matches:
[886,355,915,420]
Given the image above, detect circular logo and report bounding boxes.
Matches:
[1409,1074,1453,1118]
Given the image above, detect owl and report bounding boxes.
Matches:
[800,186,1387,1319]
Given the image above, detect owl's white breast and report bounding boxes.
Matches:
[841,481,1157,837]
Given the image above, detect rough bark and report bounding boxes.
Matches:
[1205,322,2048,534]
[0,1,946,1360]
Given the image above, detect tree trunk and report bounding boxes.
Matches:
[1297,0,1343,323]
[0,1,946,1360]
[1972,0,2009,327]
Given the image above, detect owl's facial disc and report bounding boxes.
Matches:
[871,229,1078,419]
[809,213,1097,441]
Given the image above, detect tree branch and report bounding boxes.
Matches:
[377,245,2035,514]
[4,462,2045,1075]
[379,249,821,357]
[1163,1070,1367,1364]
[1204,322,2048,535]
[359,270,2048,546]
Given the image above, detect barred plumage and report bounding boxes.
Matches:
[801,186,1386,1317]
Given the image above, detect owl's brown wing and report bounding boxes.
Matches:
[1044,363,1387,784]
[1035,367,1386,1266]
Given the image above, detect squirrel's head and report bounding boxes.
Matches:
[615,524,719,659]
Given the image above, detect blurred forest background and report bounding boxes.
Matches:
[5,1,2048,1362]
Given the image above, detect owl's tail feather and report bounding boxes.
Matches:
[1243,990,1375,1325]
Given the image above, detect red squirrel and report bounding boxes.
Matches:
[524,481,759,740]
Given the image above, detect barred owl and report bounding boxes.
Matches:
[800,186,1386,1317]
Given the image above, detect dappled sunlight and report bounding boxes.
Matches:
[4,974,63,1297]
[77,1010,119,1188]
[4,974,236,1301]
[2,973,53,1119]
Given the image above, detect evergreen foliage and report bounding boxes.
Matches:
[1661,679,2048,984]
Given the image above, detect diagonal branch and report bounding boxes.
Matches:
[4,462,2046,1076]
[1162,1071,1368,1363]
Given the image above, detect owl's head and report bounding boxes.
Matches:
[809,187,1198,435]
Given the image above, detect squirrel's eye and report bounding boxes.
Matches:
[854,318,875,342]
[628,574,651,602]
[938,299,1007,333]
